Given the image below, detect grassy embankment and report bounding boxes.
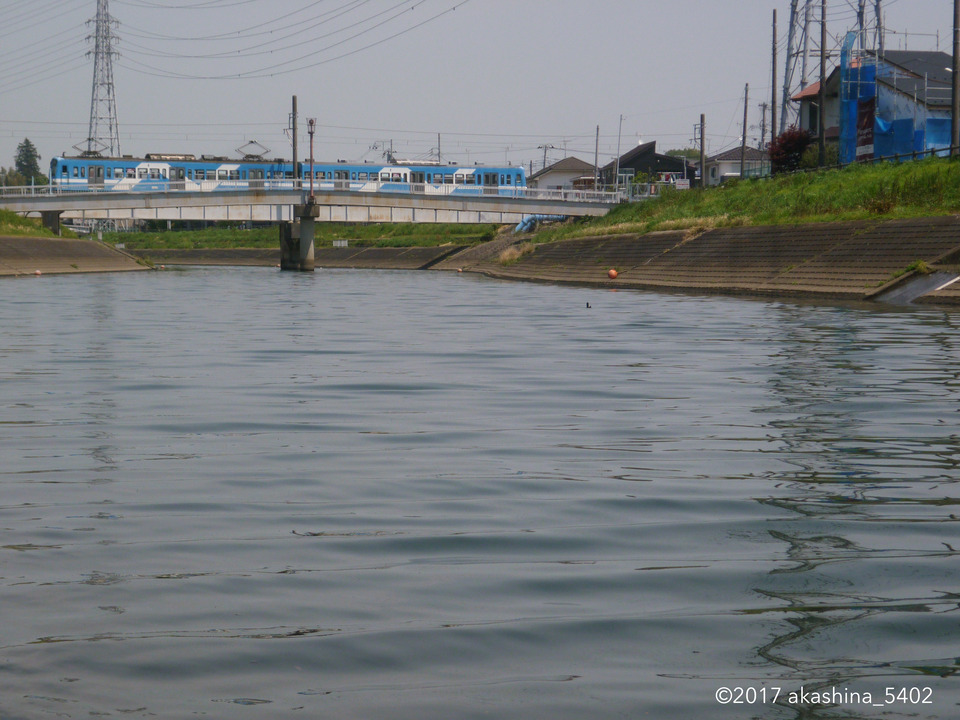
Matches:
[105,222,498,250]
[534,156,960,243]
[0,208,68,237]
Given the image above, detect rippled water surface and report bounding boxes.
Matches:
[2,267,959,719]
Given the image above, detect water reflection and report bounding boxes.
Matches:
[746,303,960,717]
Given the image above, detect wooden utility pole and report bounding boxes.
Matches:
[818,0,827,166]
[741,84,749,178]
[953,0,960,155]
[771,9,778,144]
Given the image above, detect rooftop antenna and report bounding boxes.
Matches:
[81,0,121,157]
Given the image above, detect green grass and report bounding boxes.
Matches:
[0,209,59,237]
[107,222,499,250]
[534,156,960,243]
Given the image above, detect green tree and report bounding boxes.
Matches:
[665,148,700,161]
[0,166,27,187]
[15,138,46,184]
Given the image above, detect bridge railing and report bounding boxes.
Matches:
[0,180,624,205]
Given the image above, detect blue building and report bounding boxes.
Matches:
[793,40,953,164]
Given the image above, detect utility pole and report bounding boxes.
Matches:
[818,0,827,166]
[307,118,316,201]
[291,96,299,181]
[953,0,960,154]
[740,84,749,178]
[699,114,706,187]
[593,125,600,188]
[771,9,778,143]
[614,114,623,190]
[538,144,555,171]
[85,0,121,156]
[759,103,769,149]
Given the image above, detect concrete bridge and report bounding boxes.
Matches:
[0,184,618,233]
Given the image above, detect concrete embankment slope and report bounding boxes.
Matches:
[0,236,147,277]
[464,216,960,305]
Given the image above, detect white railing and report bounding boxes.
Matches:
[0,180,624,205]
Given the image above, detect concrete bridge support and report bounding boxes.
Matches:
[40,210,62,236]
[280,202,319,271]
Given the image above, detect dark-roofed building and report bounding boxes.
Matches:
[703,146,770,186]
[528,156,596,190]
[599,141,695,186]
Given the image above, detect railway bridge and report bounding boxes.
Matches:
[0,184,619,234]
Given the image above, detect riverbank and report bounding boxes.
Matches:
[6,215,960,304]
[131,215,960,305]
[0,235,147,277]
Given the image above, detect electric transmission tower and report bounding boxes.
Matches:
[778,0,884,134]
[83,0,121,157]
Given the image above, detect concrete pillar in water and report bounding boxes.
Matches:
[295,203,319,272]
[279,222,300,270]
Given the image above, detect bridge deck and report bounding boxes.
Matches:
[0,185,617,225]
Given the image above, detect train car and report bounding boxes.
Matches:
[50,155,526,196]
[49,154,291,192]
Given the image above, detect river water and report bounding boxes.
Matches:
[1,267,958,719]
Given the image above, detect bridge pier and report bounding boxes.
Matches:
[280,202,320,271]
[40,210,62,236]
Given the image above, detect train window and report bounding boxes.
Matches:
[114,168,122,178]
[81,167,86,178]
[229,170,239,180]
[505,175,512,185]
[218,170,227,180]
[358,172,368,181]
[465,175,475,185]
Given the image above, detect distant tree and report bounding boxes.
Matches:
[768,127,813,174]
[15,138,45,184]
[665,148,700,161]
[0,166,27,187]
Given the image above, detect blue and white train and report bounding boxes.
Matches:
[49,154,526,195]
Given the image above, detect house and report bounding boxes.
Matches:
[599,141,695,186]
[702,146,770,186]
[528,156,596,190]
[791,74,841,142]
[792,47,953,162]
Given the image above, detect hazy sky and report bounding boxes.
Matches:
[0,0,952,174]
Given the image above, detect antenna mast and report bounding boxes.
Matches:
[84,0,121,157]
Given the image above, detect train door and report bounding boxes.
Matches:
[88,165,104,188]
[170,167,186,190]
[250,168,264,189]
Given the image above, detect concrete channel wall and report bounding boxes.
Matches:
[6,216,960,304]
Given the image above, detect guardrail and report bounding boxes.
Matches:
[0,180,624,205]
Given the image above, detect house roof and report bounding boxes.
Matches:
[600,140,695,173]
[529,156,594,181]
[879,50,953,85]
[792,81,822,101]
[706,146,768,163]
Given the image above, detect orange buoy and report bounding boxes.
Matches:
[608,268,618,279]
